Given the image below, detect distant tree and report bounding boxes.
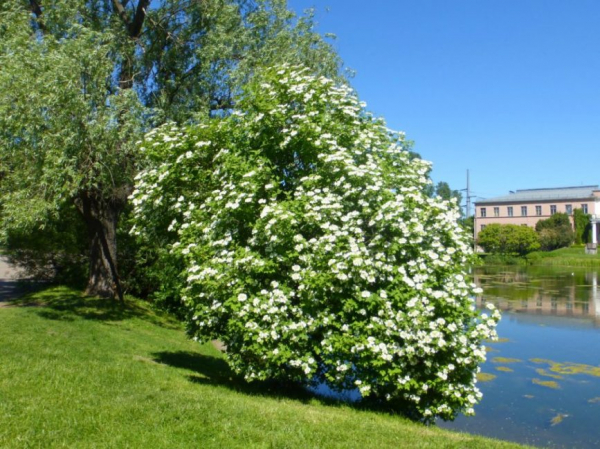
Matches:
[459,215,474,237]
[477,224,540,256]
[535,212,571,232]
[434,181,463,206]
[535,213,574,251]
[573,209,591,245]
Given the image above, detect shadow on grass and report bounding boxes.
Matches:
[152,350,411,420]
[0,280,45,306]
[7,285,180,329]
[153,350,328,404]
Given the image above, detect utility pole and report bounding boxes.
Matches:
[461,169,472,217]
[466,169,470,217]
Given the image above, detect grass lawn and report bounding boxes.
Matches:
[0,287,527,448]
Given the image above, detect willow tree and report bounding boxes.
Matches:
[0,0,341,300]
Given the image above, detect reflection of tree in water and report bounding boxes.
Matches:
[474,267,600,322]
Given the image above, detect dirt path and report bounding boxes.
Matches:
[0,257,31,307]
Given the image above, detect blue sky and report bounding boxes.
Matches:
[287,0,600,212]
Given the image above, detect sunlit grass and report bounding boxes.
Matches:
[0,286,528,448]
[530,247,600,267]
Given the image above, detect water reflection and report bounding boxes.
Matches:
[474,267,600,325]
[440,265,600,449]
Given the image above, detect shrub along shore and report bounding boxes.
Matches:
[479,246,600,268]
[0,287,528,448]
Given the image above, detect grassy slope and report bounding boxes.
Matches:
[530,246,600,267]
[0,287,527,448]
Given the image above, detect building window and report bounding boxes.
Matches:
[521,206,527,217]
[550,205,557,215]
[582,204,588,214]
[583,303,589,314]
[536,205,542,216]
[566,204,572,215]
[508,206,513,217]
[494,207,499,217]
[481,225,486,231]
[480,208,486,217]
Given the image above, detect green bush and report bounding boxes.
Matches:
[535,212,574,251]
[131,65,500,421]
[477,224,540,256]
[573,208,591,245]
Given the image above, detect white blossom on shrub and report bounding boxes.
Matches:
[130,65,500,421]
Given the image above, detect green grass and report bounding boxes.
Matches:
[528,246,600,267]
[0,287,528,448]
[478,246,600,268]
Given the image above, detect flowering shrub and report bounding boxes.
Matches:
[130,65,500,421]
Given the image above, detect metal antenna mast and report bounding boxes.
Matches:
[466,169,470,217]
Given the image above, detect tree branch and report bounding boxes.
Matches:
[129,0,151,38]
[111,0,131,27]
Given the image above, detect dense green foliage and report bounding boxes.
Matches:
[0,0,342,297]
[535,213,574,251]
[477,224,540,256]
[131,65,499,421]
[0,3,142,227]
[573,208,591,245]
[0,287,524,448]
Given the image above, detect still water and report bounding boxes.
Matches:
[439,265,600,448]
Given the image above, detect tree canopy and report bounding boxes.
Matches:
[477,224,540,256]
[0,0,342,299]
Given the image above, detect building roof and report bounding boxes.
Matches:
[475,185,599,205]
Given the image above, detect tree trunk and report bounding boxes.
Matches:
[77,192,124,301]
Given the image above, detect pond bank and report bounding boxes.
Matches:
[478,247,600,268]
[0,285,527,448]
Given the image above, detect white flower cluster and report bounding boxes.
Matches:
[130,65,500,422]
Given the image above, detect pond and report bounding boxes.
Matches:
[438,265,600,448]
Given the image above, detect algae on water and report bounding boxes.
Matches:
[550,413,568,426]
[532,378,560,389]
[535,368,563,380]
[491,357,522,364]
[496,366,513,372]
[477,372,497,382]
[492,338,511,343]
[530,358,600,377]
